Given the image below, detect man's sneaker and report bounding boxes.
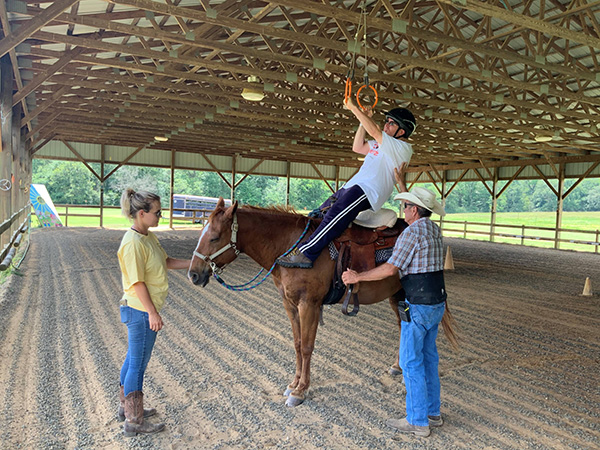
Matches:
[276,249,313,269]
[428,415,443,427]
[386,417,430,437]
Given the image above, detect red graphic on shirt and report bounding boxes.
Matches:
[369,142,379,156]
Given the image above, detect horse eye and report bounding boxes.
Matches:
[210,237,219,243]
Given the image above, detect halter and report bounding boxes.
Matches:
[192,214,239,275]
[190,212,312,291]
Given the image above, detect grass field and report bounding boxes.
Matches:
[32,207,600,254]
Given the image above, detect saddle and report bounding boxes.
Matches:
[322,213,408,315]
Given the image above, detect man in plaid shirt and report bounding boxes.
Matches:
[342,185,447,438]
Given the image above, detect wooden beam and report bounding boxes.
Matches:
[61,140,102,181]
[0,0,80,58]
[436,0,600,51]
[310,163,335,194]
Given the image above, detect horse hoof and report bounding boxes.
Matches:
[388,365,402,376]
[283,387,293,397]
[285,395,304,407]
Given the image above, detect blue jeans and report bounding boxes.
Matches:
[400,301,446,426]
[120,306,157,395]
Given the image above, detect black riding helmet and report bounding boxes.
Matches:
[385,108,417,138]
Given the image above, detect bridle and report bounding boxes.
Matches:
[191,213,239,275]
[189,211,313,291]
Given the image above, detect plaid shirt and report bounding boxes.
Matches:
[387,217,444,277]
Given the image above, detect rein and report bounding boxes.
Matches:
[193,213,312,291]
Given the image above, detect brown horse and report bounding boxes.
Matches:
[188,199,457,406]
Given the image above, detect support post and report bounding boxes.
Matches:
[170,149,175,229]
[285,161,291,206]
[554,163,565,249]
[1,55,13,250]
[100,144,105,228]
[490,168,498,242]
[440,169,447,230]
[231,154,237,202]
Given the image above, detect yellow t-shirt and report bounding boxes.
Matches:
[118,229,168,313]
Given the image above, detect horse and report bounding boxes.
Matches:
[188,198,458,407]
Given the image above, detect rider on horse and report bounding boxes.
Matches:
[276,97,417,269]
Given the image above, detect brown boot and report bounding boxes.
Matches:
[123,391,165,437]
[118,385,157,422]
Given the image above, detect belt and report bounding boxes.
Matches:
[120,299,128,306]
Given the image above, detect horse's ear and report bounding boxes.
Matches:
[224,200,238,219]
[216,197,225,208]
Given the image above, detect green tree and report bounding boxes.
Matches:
[33,160,100,204]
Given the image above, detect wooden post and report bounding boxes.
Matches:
[100,144,105,228]
[463,221,467,239]
[521,224,525,246]
[335,165,340,191]
[490,168,498,242]
[0,55,13,250]
[231,154,236,203]
[596,230,599,254]
[285,161,291,206]
[554,163,565,249]
[440,169,447,230]
[169,149,175,229]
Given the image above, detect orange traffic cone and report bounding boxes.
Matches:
[582,277,592,296]
[444,246,454,270]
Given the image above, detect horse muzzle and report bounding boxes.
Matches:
[188,267,211,287]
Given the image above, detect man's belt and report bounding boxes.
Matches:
[400,270,447,305]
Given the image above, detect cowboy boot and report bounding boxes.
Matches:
[123,391,165,437]
[118,385,157,422]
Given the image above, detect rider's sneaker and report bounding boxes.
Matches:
[276,249,313,269]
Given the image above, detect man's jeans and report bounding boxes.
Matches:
[400,301,446,426]
[120,306,157,395]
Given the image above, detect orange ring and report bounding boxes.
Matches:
[356,84,378,111]
[344,78,352,103]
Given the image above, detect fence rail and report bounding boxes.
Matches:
[37,205,600,254]
[54,204,212,227]
[441,219,600,253]
[0,204,31,271]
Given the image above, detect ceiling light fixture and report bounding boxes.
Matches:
[241,75,264,101]
[154,136,169,142]
[534,134,553,142]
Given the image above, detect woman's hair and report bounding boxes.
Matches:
[120,189,161,219]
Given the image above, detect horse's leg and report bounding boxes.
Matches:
[388,289,405,376]
[282,298,302,397]
[286,300,320,407]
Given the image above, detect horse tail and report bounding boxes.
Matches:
[441,301,459,351]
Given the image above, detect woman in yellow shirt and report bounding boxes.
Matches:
[117,189,190,437]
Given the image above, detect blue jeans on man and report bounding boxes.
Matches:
[120,306,157,395]
[400,301,446,426]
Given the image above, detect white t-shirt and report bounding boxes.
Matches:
[343,133,413,211]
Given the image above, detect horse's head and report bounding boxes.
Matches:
[188,198,239,286]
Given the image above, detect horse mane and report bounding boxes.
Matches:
[240,204,304,217]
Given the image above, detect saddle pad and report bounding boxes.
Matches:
[328,242,394,265]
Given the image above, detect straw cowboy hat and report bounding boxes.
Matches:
[394,187,446,217]
[354,208,398,228]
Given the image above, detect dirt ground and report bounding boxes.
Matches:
[0,227,599,450]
